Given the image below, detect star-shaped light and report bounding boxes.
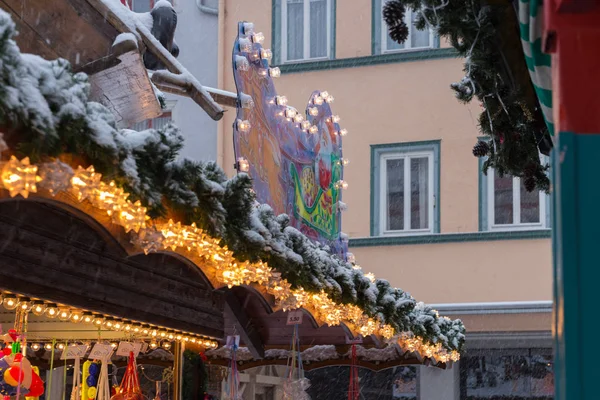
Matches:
[70,166,102,202]
[1,156,42,198]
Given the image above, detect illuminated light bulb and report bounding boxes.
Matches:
[124,323,132,332]
[242,22,254,35]
[340,158,350,166]
[258,68,268,77]
[239,38,253,53]
[149,340,158,349]
[159,331,167,339]
[132,324,141,334]
[142,326,150,335]
[103,319,114,329]
[338,128,348,136]
[332,115,341,123]
[57,343,65,350]
[260,48,273,61]
[30,301,46,316]
[113,320,123,331]
[1,156,42,198]
[275,96,288,106]
[352,264,362,270]
[167,332,175,340]
[184,337,190,342]
[308,125,319,134]
[269,67,281,78]
[294,114,304,123]
[320,91,329,99]
[241,96,254,109]
[285,108,297,118]
[301,121,311,130]
[313,96,324,105]
[347,253,356,264]
[82,312,94,324]
[58,308,71,321]
[110,342,118,349]
[44,343,53,351]
[176,334,183,341]
[326,95,335,103]
[70,311,83,323]
[252,32,264,44]
[45,304,59,319]
[18,297,31,312]
[162,341,172,350]
[93,316,104,327]
[248,50,260,61]
[3,295,18,310]
[31,343,41,351]
[236,119,251,132]
[151,329,158,337]
[190,337,197,344]
[365,272,376,283]
[309,107,319,116]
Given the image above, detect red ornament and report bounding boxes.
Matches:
[2,348,11,356]
[199,352,207,362]
[27,374,44,397]
[7,330,17,342]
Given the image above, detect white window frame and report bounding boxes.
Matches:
[486,157,549,231]
[381,4,434,53]
[281,0,332,63]
[379,151,435,236]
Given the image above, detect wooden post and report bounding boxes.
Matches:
[544,2,600,399]
[173,341,184,400]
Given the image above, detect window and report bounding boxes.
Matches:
[480,155,550,231]
[373,0,437,55]
[280,0,333,62]
[130,112,172,131]
[371,141,440,236]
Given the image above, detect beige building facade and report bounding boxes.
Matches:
[216,1,554,398]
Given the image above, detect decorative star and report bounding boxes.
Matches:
[1,156,42,198]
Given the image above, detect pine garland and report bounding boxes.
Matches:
[383,0,551,192]
[0,10,465,353]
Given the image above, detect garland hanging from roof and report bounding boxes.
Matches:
[0,9,464,359]
[383,0,553,192]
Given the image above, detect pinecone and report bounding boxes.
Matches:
[523,176,536,192]
[523,163,537,179]
[389,24,409,44]
[472,141,489,157]
[383,0,406,27]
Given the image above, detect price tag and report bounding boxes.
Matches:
[61,344,88,360]
[286,310,303,325]
[226,335,240,348]
[345,336,363,345]
[140,341,149,354]
[88,343,114,360]
[116,341,142,357]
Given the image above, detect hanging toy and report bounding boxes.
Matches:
[82,360,100,400]
[283,325,310,400]
[224,336,240,400]
[26,366,43,400]
[110,352,143,400]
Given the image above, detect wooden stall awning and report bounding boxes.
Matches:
[0,197,224,339]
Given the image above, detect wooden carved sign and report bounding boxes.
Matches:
[88,36,162,128]
[231,22,348,258]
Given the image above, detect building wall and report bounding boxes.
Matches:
[171,0,219,162]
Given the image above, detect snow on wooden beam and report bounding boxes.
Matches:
[88,0,225,120]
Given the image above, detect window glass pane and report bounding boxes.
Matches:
[386,158,405,231]
[410,157,429,230]
[494,170,514,225]
[286,0,304,60]
[520,179,540,223]
[132,0,152,12]
[309,0,327,58]
[410,12,430,48]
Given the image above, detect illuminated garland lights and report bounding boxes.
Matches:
[0,291,219,349]
[0,157,460,363]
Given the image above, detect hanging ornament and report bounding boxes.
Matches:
[71,166,102,202]
[224,336,240,400]
[347,344,360,400]
[111,352,143,400]
[283,325,311,400]
[1,156,42,198]
[38,161,74,196]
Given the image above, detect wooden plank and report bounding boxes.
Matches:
[0,1,59,60]
[89,49,162,127]
[224,291,265,359]
[1,0,115,67]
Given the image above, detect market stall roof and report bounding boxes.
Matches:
[0,0,225,120]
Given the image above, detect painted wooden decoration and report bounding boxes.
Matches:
[232,22,348,257]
